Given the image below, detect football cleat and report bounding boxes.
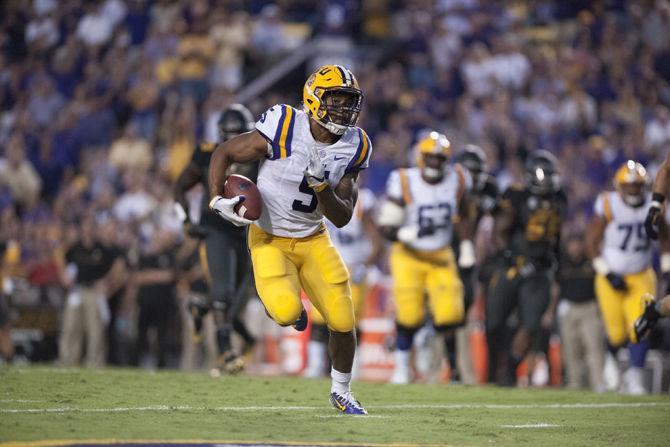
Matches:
[632,295,660,343]
[218,351,245,374]
[622,367,647,395]
[329,391,367,415]
[293,308,308,332]
[602,352,621,392]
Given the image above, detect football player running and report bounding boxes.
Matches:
[587,161,666,394]
[304,186,381,378]
[377,131,475,384]
[633,152,670,345]
[445,144,499,382]
[208,65,371,415]
[175,104,258,374]
[486,151,566,387]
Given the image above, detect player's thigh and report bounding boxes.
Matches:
[595,274,627,346]
[623,268,657,331]
[427,263,464,327]
[390,244,428,328]
[300,236,354,333]
[249,240,302,326]
[518,272,551,333]
[485,267,519,332]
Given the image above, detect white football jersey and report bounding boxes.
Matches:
[254,104,372,238]
[594,191,653,275]
[325,188,375,266]
[386,165,471,251]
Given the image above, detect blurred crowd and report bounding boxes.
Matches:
[1,0,670,385]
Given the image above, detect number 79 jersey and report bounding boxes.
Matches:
[254,104,372,238]
[594,191,652,275]
[386,165,470,252]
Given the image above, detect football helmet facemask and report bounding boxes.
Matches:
[458,144,487,186]
[524,150,561,196]
[303,65,363,135]
[218,103,254,141]
[614,160,649,207]
[415,131,451,182]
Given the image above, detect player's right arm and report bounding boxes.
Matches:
[208,131,267,200]
[376,170,407,242]
[646,152,670,239]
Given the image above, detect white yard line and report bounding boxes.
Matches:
[500,423,560,428]
[1,402,668,414]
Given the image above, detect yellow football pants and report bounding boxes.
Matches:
[311,275,366,326]
[595,268,656,346]
[247,224,354,333]
[390,242,464,328]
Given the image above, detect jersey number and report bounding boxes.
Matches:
[618,223,649,252]
[417,203,452,230]
[292,171,330,213]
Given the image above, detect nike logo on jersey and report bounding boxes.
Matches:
[334,155,346,161]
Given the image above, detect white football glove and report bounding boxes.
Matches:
[397,226,420,244]
[458,239,476,268]
[303,146,328,191]
[209,195,253,227]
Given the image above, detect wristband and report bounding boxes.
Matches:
[592,256,610,275]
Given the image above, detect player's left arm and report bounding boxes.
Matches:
[646,153,670,239]
[315,171,359,228]
[456,191,476,268]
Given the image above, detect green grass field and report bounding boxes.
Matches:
[0,367,668,447]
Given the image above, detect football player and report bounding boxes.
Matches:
[377,131,475,384]
[208,65,371,414]
[486,151,566,387]
[174,104,258,374]
[587,160,663,394]
[633,294,670,342]
[644,152,669,240]
[446,144,499,382]
[304,186,381,378]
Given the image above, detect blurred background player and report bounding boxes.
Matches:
[446,144,499,383]
[377,131,474,384]
[208,65,371,414]
[174,104,258,373]
[588,161,667,394]
[303,186,381,378]
[556,234,605,391]
[486,151,566,386]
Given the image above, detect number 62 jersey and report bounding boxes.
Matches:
[254,104,372,238]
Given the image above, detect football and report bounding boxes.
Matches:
[223,174,263,221]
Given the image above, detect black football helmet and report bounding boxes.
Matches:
[524,150,561,195]
[459,145,486,176]
[218,104,254,141]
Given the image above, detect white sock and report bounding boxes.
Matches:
[394,349,411,371]
[331,367,352,394]
[306,341,327,374]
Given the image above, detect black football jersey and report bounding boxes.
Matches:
[191,141,259,229]
[502,185,566,265]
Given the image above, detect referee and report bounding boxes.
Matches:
[174,104,258,373]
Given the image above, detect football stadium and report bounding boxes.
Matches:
[1,1,670,446]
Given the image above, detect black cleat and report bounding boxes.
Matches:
[218,351,245,374]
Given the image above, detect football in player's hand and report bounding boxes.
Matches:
[223,174,262,221]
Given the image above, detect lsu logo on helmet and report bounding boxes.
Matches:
[303,65,363,135]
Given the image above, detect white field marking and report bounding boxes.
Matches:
[1,402,669,414]
[0,399,43,403]
[500,423,560,428]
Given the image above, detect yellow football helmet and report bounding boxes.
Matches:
[614,160,649,207]
[303,65,363,135]
[414,130,451,181]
